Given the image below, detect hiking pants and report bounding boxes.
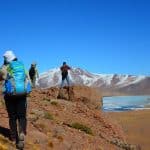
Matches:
[31,76,36,88]
[4,95,27,141]
[61,75,70,87]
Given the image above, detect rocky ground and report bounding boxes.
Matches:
[0,86,140,150]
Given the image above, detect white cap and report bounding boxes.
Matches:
[3,50,16,63]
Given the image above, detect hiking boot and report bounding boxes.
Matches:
[16,141,24,150]
[10,136,17,145]
[19,133,25,141]
[17,133,25,150]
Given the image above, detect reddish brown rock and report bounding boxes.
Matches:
[58,86,102,109]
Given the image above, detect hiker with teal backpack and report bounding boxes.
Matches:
[0,51,31,149]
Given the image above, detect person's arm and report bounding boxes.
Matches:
[36,69,39,78]
[0,65,7,81]
[67,65,71,70]
[60,66,63,71]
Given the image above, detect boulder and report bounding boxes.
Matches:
[58,86,102,109]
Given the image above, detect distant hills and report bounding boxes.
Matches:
[37,68,150,95]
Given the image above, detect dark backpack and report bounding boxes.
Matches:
[61,65,70,77]
[29,67,36,79]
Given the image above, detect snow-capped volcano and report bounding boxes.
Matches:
[37,68,150,95]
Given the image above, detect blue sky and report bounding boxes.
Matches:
[0,0,150,75]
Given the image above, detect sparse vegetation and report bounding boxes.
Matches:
[51,101,58,106]
[69,122,93,135]
[57,136,63,142]
[44,112,54,120]
[30,111,35,115]
[0,99,5,107]
[48,141,53,148]
[43,97,51,102]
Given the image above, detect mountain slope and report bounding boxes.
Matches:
[0,86,139,149]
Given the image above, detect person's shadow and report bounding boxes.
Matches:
[0,126,10,139]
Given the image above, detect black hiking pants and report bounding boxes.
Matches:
[4,95,27,141]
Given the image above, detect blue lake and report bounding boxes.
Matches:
[102,96,150,112]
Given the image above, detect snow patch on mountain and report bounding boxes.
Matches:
[96,74,114,85]
[37,68,147,89]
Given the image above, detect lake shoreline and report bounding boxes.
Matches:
[107,109,150,150]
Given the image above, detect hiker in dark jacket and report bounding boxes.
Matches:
[29,62,39,88]
[0,50,30,149]
[60,62,71,88]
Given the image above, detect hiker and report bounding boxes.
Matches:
[0,50,31,149]
[29,62,39,88]
[60,62,71,88]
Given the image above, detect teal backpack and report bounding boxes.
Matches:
[4,60,32,96]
